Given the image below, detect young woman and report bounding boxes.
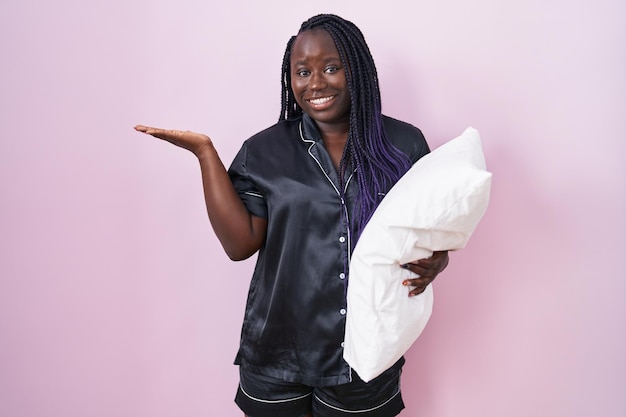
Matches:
[135,14,449,417]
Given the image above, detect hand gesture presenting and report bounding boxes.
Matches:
[133,123,267,260]
[134,125,212,157]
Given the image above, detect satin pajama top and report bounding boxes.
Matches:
[228,113,429,387]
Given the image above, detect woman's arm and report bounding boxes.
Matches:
[134,125,267,260]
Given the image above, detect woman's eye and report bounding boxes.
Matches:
[296,69,310,77]
[325,66,339,73]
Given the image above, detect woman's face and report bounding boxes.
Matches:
[290,29,351,128]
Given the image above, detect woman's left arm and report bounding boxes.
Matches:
[401,251,449,297]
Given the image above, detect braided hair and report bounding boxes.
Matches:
[279,14,412,238]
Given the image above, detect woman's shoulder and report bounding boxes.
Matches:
[382,115,430,161]
[382,115,425,140]
[245,117,302,146]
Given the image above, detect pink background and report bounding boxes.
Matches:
[1,1,624,416]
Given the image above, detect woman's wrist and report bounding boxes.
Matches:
[194,140,217,160]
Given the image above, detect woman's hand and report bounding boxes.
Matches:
[134,125,212,157]
[401,251,449,297]
[133,124,266,260]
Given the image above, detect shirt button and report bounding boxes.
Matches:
[339,236,346,243]
[341,342,345,348]
[340,308,347,315]
[339,273,346,280]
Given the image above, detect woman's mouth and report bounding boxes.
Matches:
[307,96,335,109]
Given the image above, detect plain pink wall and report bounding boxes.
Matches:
[1,1,624,416]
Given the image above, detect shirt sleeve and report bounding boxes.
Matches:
[407,127,430,164]
[228,141,268,219]
[383,116,430,164]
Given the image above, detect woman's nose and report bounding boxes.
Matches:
[308,71,327,90]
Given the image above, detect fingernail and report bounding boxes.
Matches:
[402,280,408,286]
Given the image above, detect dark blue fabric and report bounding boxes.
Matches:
[228,114,429,386]
[235,357,405,417]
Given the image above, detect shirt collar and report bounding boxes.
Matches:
[301,113,324,143]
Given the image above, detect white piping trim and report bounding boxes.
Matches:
[244,191,264,199]
[238,384,312,404]
[299,122,342,197]
[298,121,354,264]
[314,389,401,414]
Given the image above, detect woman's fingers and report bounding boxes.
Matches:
[402,274,432,296]
[408,285,429,297]
[134,125,180,140]
[399,251,450,297]
[133,125,212,156]
[401,261,437,279]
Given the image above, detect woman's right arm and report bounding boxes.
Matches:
[134,125,267,261]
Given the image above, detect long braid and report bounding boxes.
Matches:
[279,14,412,238]
[280,35,300,121]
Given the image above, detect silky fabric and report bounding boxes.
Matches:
[228,113,429,386]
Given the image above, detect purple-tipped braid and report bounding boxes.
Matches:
[280,14,412,239]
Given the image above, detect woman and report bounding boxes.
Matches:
[135,13,448,417]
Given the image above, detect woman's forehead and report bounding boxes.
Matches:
[291,29,341,63]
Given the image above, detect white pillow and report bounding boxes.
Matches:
[343,127,492,382]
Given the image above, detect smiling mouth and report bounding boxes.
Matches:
[307,96,334,106]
